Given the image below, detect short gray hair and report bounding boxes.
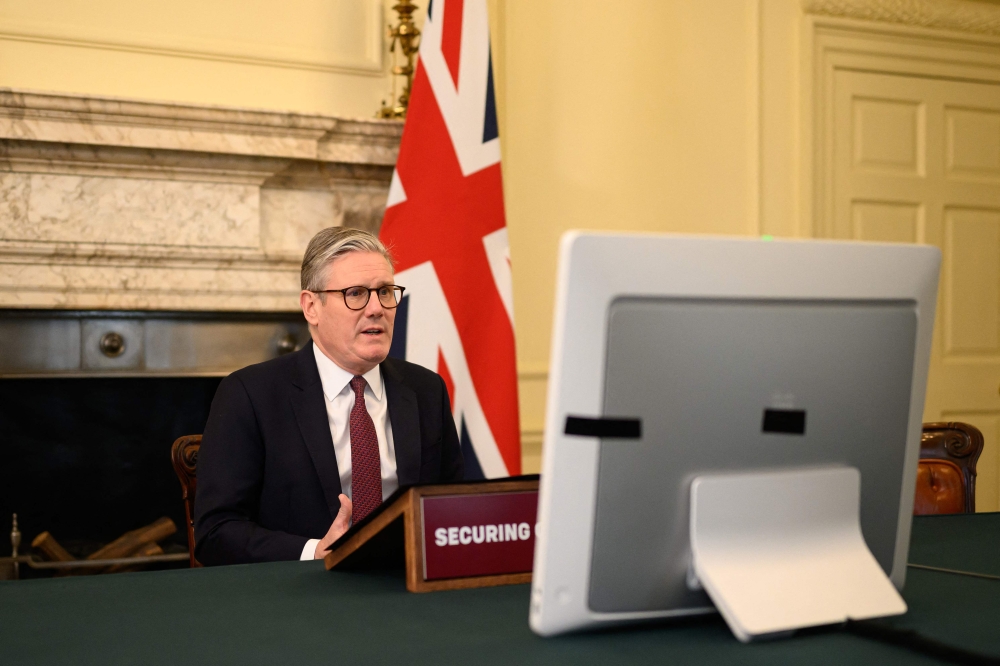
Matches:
[300,227,394,292]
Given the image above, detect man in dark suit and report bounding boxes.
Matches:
[194,227,463,565]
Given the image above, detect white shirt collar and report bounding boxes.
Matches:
[312,342,384,402]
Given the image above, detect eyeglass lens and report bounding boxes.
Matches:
[343,286,402,310]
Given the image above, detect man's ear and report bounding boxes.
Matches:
[300,290,321,327]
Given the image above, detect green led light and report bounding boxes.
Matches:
[761,234,774,241]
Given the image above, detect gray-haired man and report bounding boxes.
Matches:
[194,227,464,565]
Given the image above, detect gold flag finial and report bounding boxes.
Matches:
[378,1,422,119]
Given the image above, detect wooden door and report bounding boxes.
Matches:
[830,69,1000,511]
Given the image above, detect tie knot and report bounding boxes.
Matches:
[350,375,367,396]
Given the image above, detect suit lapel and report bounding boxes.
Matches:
[383,358,421,486]
[290,341,343,518]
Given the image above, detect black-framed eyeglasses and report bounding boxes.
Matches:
[313,285,406,311]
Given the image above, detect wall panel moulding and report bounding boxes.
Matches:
[0,89,403,311]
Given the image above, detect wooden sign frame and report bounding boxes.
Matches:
[324,477,539,592]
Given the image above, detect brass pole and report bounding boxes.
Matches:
[0,553,189,570]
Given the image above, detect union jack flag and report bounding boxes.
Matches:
[380,0,521,478]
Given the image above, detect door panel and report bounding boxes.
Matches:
[851,201,921,242]
[947,108,1000,178]
[832,70,1000,511]
[852,97,925,175]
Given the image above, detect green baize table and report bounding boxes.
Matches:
[1,513,998,665]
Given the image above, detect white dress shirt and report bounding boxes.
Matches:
[301,344,398,560]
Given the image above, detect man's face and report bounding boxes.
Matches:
[300,251,396,376]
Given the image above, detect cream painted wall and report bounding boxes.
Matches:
[0,0,405,118]
[499,1,800,470]
[0,0,804,473]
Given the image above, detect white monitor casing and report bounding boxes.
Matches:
[529,232,941,637]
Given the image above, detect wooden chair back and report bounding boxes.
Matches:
[914,422,984,515]
[170,435,202,567]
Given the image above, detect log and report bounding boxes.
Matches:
[31,531,77,577]
[136,541,164,557]
[87,517,177,561]
[106,541,165,574]
[31,531,75,562]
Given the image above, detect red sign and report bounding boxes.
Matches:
[421,491,538,581]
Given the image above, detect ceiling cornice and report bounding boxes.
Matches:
[804,0,1000,36]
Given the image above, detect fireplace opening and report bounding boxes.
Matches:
[0,309,308,577]
[1,377,221,560]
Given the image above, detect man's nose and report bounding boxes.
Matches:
[363,294,385,317]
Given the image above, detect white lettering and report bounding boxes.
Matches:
[433,522,536,546]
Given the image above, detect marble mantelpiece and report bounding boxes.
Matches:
[0,89,402,311]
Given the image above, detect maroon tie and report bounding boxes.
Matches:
[349,376,382,523]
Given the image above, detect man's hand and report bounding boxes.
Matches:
[314,494,352,559]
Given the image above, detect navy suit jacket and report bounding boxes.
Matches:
[194,341,464,565]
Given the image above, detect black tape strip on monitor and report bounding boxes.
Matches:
[564,416,642,439]
[762,408,806,435]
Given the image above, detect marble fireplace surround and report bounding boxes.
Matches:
[0,89,402,311]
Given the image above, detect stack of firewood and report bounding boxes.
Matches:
[31,517,177,575]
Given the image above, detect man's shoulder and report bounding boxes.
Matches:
[224,343,311,394]
[381,356,443,392]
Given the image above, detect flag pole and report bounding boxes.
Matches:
[378,1,422,119]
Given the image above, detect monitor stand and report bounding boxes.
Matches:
[688,466,907,643]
